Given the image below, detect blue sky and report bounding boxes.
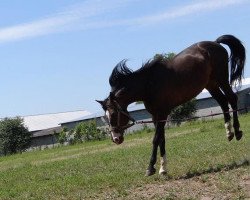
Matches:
[0,0,250,117]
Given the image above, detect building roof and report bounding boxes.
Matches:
[197,78,250,100]
[60,103,146,125]
[23,110,91,132]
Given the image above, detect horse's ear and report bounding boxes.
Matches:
[96,100,107,110]
[96,100,104,106]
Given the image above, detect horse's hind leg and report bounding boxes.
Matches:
[220,83,243,140]
[206,84,234,140]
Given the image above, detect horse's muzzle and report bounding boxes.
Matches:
[112,135,124,144]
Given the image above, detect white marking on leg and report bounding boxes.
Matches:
[225,121,233,137]
[159,154,167,175]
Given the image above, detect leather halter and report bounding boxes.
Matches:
[105,100,136,133]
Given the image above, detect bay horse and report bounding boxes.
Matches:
[96,35,246,176]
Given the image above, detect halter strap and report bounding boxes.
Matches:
[106,100,136,132]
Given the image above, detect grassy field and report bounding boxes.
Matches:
[0,114,249,200]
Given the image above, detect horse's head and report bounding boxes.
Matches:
[96,92,134,145]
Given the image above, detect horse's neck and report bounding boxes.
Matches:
[120,73,147,106]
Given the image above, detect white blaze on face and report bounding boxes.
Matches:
[105,110,123,144]
[111,131,122,140]
[105,111,110,121]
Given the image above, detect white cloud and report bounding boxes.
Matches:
[0,0,132,43]
[0,16,73,42]
[71,0,249,29]
[0,0,248,43]
[119,0,249,26]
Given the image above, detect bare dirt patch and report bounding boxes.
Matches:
[241,175,250,198]
[123,167,250,200]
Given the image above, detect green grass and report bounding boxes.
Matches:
[0,114,249,199]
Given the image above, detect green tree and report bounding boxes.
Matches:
[73,120,106,143]
[154,52,175,61]
[57,127,68,144]
[0,117,31,155]
[74,121,90,142]
[170,98,197,125]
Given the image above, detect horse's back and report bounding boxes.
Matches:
[198,41,228,61]
[162,41,228,108]
[198,41,229,82]
[173,41,227,65]
[172,41,228,81]
[148,40,230,110]
[171,42,213,82]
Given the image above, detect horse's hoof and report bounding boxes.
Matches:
[145,168,156,176]
[227,133,234,141]
[159,170,167,176]
[235,130,243,141]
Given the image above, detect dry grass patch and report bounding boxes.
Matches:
[125,166,250,200]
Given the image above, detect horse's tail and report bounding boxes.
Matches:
[215,34,246,86]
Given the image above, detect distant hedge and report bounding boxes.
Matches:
[57,120,108,145]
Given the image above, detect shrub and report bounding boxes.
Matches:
[57,120,108,145]
[57,127,68,144]
[170,98,197,125]
[73,120,107,143]
[0,117,31,155]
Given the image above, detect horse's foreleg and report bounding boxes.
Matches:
[145,134,158,176]
[146,121,166,176]
[159,154,167,175]
[159,133,167,175]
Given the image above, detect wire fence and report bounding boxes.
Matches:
[134,106,250,125]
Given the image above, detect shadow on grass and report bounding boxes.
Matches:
[157,159,250,181]
[175,159,250,180]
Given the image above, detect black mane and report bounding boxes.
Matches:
[109,60,133,87]
[109,58,166,88]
